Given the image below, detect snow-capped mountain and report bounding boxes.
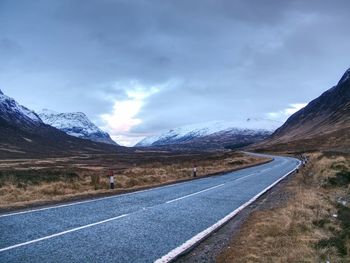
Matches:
[136,119,281,149]
[0,89,42,127]
[38,109,117,145]
[0,90,121,158]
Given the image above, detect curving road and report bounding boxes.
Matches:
[0,154,300,263]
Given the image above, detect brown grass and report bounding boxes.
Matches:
[0,151,270,209]
[217,152,350,263]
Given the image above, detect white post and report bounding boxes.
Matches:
[109,171,114,189]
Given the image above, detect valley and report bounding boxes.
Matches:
[0,68,349,262]
[0,151,270,210]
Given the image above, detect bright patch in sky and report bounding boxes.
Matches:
[100,83,159,146]
[267,103,307,122]
[103,97,307,146]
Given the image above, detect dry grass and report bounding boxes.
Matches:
[217,152,350,263]
[0,151,269,209]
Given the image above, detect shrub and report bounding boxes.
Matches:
[327,170,350,187]
[90,174,101,190]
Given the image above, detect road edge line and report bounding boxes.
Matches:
[154,159,301,263]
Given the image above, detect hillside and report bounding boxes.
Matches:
[254,68,350,152]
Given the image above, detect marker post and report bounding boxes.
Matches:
[193,166,197,177]
[108,170,114,190]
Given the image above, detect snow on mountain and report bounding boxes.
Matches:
[38,109,118,145]
[136,118,281,147]
[0,89,42,125]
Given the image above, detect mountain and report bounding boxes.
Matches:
[254,68,350,152]
[136,119,281,150]
[0,89,42,127]
[38,109,117,145]
[0,90,122,158]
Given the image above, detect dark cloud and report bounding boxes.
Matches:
[0,0,349,144]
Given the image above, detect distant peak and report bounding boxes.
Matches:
[246,117,283,124]
[74,112,87,117]
[0,89,3,95]
[64,111,89,119]
[338,68,350,85]
[40,108,58,114]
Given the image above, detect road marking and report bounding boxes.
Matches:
[234,173,255,182]
[155,160,301,263]
[166,184,225,204]
[259,168,270,173]
[0,214,129,252]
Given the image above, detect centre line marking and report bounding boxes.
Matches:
[234,173,255,182]
[166,184,225,204]
[0,214,129,253]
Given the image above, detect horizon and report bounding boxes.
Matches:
[1,0,349,146]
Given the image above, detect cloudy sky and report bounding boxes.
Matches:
[0,0,349,146]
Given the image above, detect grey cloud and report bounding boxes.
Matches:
[0,0,349,142]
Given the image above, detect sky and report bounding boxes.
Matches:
[0,0,349,146]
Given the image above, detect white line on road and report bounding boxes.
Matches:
[234,173,255,182]
[155,160,301,263]
[0,214,129,253]
[166,184,225,204]
[257,167,271,173]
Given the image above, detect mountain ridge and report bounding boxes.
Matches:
[253,68,350,152]
[0,91,122,158]
[136,119,281,149]
[0,90,43,127]
[38,109,117,145]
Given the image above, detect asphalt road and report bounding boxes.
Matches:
[0,154,300,263]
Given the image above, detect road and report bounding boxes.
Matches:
[0,154,300,263]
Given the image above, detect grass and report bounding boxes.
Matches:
[326,170,350,187]
[217,151,350,263]
[0,169,80,186]
[0,151,270,209]
[317,204,350,257]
